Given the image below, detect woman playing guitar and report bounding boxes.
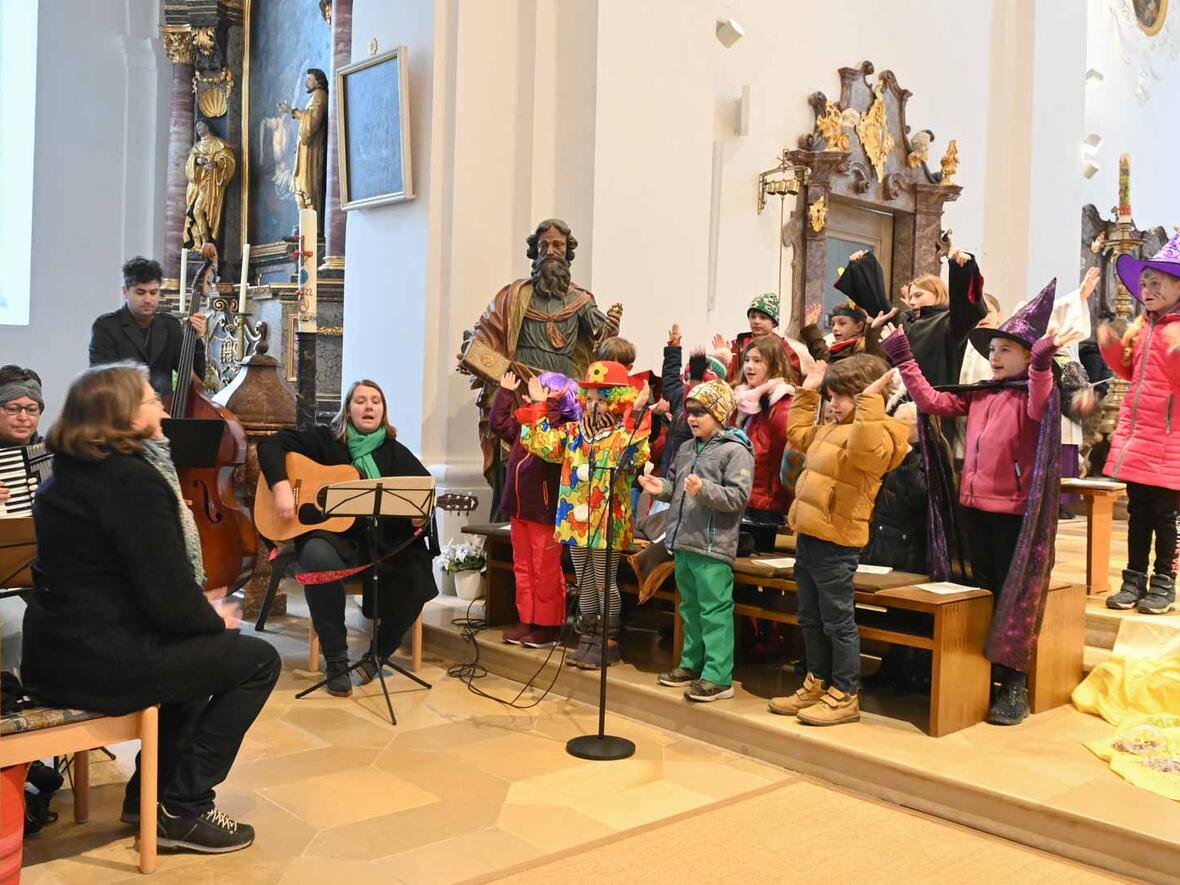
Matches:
[256,379,438,697]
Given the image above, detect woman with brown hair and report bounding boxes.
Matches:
[257,379,438,696]
[21,363,280,853]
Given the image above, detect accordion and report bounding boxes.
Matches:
[0,443,51,518]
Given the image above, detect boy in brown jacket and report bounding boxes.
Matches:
[768,355,909,725]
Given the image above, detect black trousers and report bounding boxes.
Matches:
[1126,481,1180,578]
[962,507,1025,678]
[126,632,280,817]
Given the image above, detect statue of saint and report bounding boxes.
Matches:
[279,68,328,229]
[183,121,237,249]
[460,218,620,486]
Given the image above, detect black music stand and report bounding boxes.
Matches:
[294,477,435,726]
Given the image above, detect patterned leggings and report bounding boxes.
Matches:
[569,547,622,633]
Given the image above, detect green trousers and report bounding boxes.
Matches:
[674,550,735,686]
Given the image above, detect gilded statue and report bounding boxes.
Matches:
[816,102,849,152]
[278,68,328,229]
[808,196,827,232]
[183,120,237,248]
[940,138,960,186]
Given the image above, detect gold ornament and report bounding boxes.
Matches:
[809,195,827,233]
[192,27,216,56]
[940,139,960,186]
[160,26,194,65]
[320,0,333,24]
[816,102,849,152]
[193,68,235,118]
[855,80,895,182]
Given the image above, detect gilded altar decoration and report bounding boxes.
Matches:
[816,102,849,152]
[907,130,933,168]
[183,121,237,248]
[192,27,217,56]
[808,195,828,233]
[854,80,895,182]
[939,139,960,186]
[160,26,194,65]
[320,0,333,24]
[194,68,235,118]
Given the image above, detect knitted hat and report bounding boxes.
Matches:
[969,278,1056,356]
[580,360,632,389]
[1116,230,1180,302]
[685,379,736,425]
[747,292,780,325]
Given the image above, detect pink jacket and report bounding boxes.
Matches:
[1101,308,1180,490]
[891,337,1055,515]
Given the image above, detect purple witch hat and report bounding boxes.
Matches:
[1117,230,1180,301]
[969,278,1056,357]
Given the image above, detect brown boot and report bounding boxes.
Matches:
[797,687,860,726]
[768,673,827,716]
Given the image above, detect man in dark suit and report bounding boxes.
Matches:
[89,257,207,397]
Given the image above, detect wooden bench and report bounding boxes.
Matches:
[1061,478,1126,595]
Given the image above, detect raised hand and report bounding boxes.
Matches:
[805,303,823,327]
[527,375,546,403]
[1042,324,1086,351]
[849,249,868,262]
[684,474,703,496]
[879,322,902,343]
[668,323,682,347]
[633,381,651,414]
[651,398,671,416]
[802,359,828,391]
[1080,266,1101,303]
[1097,323,1119,351]
[500,369,520,391]
[870,307,899,330]
[863,368,898,398]
[712,333,728,351]
[949,247,972,267]
[1071,388,1099,417]
[637,474,663,495]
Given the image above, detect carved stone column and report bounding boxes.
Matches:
[322,0,353,270]
[161,26,195,285]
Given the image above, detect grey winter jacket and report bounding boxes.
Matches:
[652,429,755,564]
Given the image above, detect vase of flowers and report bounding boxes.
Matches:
[439,536,486,601]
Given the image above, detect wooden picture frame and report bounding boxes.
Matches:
[336,47,414,210]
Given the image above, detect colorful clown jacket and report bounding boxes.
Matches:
[517,403,651,550]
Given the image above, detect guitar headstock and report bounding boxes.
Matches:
[438,493,479,515]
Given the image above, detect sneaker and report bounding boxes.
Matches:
[502,623,532,645]
[1107,569,1148,610]
[565,633,595,667]
[987,674,1029,726]
[324,656,353,697]
[157,804,255,854]
[520,626,562,648]
[1138,573,1176,615]
[768,672,827,716]
[354,656,391,686]
[797,687,861,726]
[658,667,699,687]
[685,679,734,702]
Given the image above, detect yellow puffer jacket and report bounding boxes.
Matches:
[786,389,910,548]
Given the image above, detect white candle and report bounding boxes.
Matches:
[238,243,251,314]
[179,248,188,313]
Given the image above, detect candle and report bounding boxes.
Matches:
[179,248,188,313]
[238,243,251,314]
[1118,153,1131,221]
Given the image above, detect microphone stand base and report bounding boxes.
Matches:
[565,734,636,761]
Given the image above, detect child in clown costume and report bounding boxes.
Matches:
[518,360,651,668]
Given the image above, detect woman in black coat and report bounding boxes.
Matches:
[22,363,279,854]
[257,379,438,697]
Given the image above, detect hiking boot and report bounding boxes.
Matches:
[566,633,595,667]
[658,667,699,688]
[573,637,621,670]
[1138,573,1177,615]
[1107,569,1148,610]
[157,804,255,854]
[354,655,392,686]
[502,623,532,645]
[797,687,861,726]
[324,656,353,697]
[520,626,562,648]
[987,672,1029,726]
[768,673,827,716]
[685,679,734,702]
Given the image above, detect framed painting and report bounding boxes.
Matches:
[336,47,414,210]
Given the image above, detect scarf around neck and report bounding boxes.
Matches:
[347,424,387,479]
[140,437,206,586]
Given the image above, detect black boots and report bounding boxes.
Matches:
[1140,573,1177,615]
[324,655,353,697]
[987,669,1029,726]
[1107,569,1148,610]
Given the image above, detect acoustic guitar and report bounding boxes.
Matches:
[254,452,481,541]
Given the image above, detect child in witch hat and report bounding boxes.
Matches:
[882,279,1084,725]
[518,361,651,667]
[1101,231,1180,615]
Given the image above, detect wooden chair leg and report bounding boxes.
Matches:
[308,625,321,672]
[411,614,423,673]
[139,707,158,874]
[72,750,89,823]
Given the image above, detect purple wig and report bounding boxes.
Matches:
[538,371,582,422]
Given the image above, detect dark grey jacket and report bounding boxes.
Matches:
[652,429,754,564]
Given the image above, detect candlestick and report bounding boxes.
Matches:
[297,209,318,333]
[179,248,188,313]
[238,243,251,314]
[1118,153,1131,221]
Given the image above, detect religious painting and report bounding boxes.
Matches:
[243,0,330,245]
[337,47,414,210]
[1133,0,1169,35]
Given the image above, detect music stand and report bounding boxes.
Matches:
[294,476,436,726]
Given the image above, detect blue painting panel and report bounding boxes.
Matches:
[343,55,406,202]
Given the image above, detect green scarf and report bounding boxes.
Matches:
[347,424,387,479]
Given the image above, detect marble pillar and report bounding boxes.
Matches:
[322,0,352,268]
[161,27,195,283]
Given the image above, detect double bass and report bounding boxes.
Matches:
[166,243,257,590]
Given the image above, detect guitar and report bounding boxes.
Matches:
[254,452,480,541]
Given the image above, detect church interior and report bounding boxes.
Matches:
[2,0,1180,882]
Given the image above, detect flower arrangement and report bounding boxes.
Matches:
[439,535,486,573]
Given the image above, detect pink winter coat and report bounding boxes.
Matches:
[893,339,1055,515]
[1101,307,1180,490]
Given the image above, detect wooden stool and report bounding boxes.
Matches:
[307,579,424,673]
[1061,478,1126,595]
[0,706,158,874]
